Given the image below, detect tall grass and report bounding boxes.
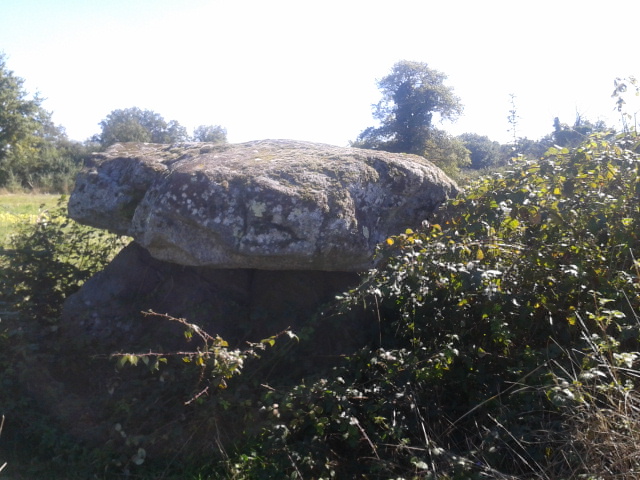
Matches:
[547,306,640,479]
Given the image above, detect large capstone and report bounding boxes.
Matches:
[69,139,458,271]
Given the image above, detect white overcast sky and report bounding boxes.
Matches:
[1,0,640,146]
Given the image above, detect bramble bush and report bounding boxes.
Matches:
[215,132,640,479]
[3,132,640,479]
[0,199,298,478]
[0,198,129,476]
[1,197,129,327]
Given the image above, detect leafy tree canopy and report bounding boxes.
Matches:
[353,60,468,172]
[504,115,613,165]
[0,53,42,159]
[0,53,84,191]
[457,132,504,169]
[192,124,227,143]
[96,107,189,148]
[548,114,610,149]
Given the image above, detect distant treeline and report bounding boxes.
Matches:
[0,54,227,193]
[0,54,611,193]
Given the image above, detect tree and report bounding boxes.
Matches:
[422,130,470,173]
[0,54,39,152]
[96,107,189,148]
[457,133,503,169]
[0,53,84,191]
[548,115,610,149]
[0,54,44,175]
[192,124,227,143]
[354,60,467,171]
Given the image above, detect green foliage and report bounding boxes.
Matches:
[1,134,93,193]
[95,107,190,148]
[0,198,129,477]
[222,132,640,478]
[0,54,87,192]
[2,70,640,477]
[4,133,640,479]
[1,197,128,326]
[421,129,471,176]
[552,310,640,478]
[548,115,610,149]
[95,107,229,149]
[365,60,464,154]
[192,124,227,143]
[0,53,41,164]
[457,132,504,169]
[354,60,469,172]
[0,194,59,243]
[502,93,580,163]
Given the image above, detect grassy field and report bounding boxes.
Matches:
[0,193,64,245]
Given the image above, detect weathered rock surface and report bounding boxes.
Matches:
[69,139,458,271]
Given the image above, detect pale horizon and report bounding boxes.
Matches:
[2,0,639,146]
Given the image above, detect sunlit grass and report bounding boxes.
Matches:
[0,193,61,245]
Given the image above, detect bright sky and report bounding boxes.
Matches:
[2,0,640,146]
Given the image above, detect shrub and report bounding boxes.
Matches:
[4,132,640,478]
[0,197,129,326]
[220,132,640,478]
[0,198,128,477]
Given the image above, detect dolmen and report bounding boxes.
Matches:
[45,139,457,449]
[69,139,458,271]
